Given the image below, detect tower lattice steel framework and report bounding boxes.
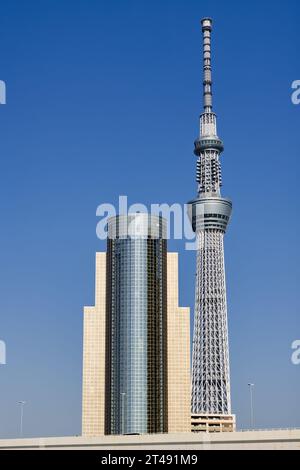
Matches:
[188,18,232,417]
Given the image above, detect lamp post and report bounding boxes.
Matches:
[248,383,255,429]
[18,401,26,437]
[121,393,126,435]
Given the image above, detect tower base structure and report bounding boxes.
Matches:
[191,413,236,433]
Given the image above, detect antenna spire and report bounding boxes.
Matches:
[194,18,224,195]
[201,18,213,112]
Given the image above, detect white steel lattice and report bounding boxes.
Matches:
[191,230,231,414]
[190,19,232,418]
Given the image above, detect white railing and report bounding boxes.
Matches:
[238,427,300,432]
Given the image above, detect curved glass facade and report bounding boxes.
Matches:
[105,214,167,435]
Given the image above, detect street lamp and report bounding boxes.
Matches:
[18,401,26,437]
[121,393,126,435]
[247,383,255,429]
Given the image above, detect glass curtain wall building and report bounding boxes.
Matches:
[105,214,168,435]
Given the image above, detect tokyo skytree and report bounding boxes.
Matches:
[188,18,234,432]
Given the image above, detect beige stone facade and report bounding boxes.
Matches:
[191,413,236,433]
[82,253,106,437]
[82,251,191,436]
[167,253,191,433]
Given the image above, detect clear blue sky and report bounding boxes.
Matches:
[0,0,299,437]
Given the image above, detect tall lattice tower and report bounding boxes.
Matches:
[188,18,235,433]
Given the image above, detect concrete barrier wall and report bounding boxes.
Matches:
[0,430,299,450]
